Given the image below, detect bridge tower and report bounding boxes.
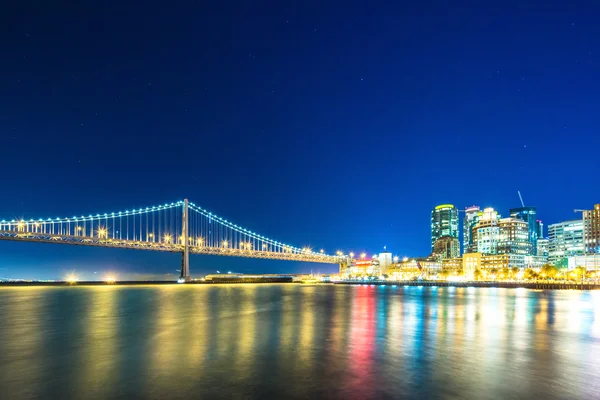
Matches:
[339,257,350,277]
[180,198,191,282]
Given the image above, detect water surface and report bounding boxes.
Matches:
[1,284,600,399]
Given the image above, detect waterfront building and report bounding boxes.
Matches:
[441,257,463,275]
[583,204,600,254]
[346,258,379,276]
[510,206,538,255]
[463,253,482,278]
[548,220,584,264]
[524,255,548,269]
[536,238,549,257]
[389,258,441,278]
[567,254,600,271]
[472,207,501,254]
[431,204,459,251]
[432,235,460,259]
[463,252,512,277]
[462,206,481,254]
[378,251,393,274]
[482,253,511,269]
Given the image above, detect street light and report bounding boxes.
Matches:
[164,234,172,244]
[360,252,366,259]
[222,240,229,248]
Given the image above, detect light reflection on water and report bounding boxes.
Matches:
[1,285,600,399]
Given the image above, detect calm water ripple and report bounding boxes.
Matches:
[1,284,600,399]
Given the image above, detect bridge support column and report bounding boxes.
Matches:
[180,198,191,282]
[339,258,350,277]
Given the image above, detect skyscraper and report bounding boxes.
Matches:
[463,206,480,254]
[472,207,501,254]
[498,217,531,256]
[431,204,459,251]
[548,220,584,264]
[536,238,549,257]
[433,235,460,259]
[583,204,600,254]
[535,220,544,240]
[510,206,538,255]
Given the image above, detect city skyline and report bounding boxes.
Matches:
[0,196,597,280]
[2,1,600,278]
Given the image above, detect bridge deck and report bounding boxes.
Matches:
[0,230,339,264]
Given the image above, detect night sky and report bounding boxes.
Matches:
[1,1,599,279]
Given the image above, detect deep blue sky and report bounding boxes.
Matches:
[1,1,599,279]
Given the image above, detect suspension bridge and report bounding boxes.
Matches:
[0,199,346,281]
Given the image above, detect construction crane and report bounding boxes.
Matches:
[518,191,525,207]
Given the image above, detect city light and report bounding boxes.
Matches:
[66,275,78,284]
[104,276,116,284]
[360,252,366,259]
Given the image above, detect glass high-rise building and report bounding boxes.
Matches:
[433,235,460,259]
[536,238,549,257]
[510,206,538,255]
[583,204,600,254]
[498,218,532,256]
[472,207,501,254]
[548,220,584,264]
[431,204,459,251]
[463,206,480,254]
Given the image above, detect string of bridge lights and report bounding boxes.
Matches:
[0,201,182,225]
[0,200,352,259]
[187,202,324,256]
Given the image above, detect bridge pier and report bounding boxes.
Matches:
[179,198,191,282]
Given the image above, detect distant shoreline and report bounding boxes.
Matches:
[3,280,598,290]
[335,280,600,291]
[0,280,300,287]
[0,281,181,287]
